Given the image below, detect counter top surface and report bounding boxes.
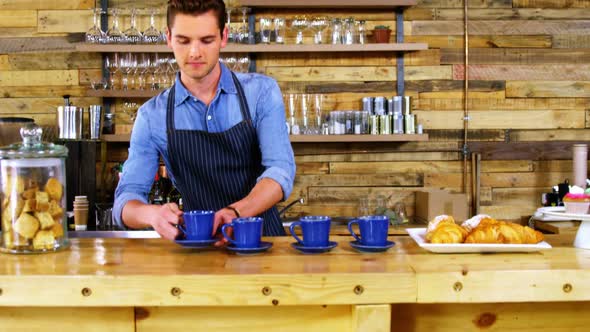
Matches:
[1,234,589,306]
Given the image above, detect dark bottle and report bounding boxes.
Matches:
[149,173,165,205]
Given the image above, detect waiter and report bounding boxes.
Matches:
[113,0,295,241]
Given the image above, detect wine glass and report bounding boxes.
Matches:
[291,16,309,45]
[105,53,120,90]
[142,8,161,44]
[106,8,125,44]
[123,8,142,44]
[310,17,328,44]
[136,53,150,90]
[122,100,140,122]
[119,52,136,90]
[85,8,105,43]
[237,7,250,44]
[225,5,235,43]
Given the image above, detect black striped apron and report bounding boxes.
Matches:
[166,72,285,236]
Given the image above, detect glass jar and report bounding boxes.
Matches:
[0,123,69,254]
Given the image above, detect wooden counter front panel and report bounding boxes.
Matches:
[391,302,590,332]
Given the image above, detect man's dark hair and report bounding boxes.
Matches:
[167,0,226,35]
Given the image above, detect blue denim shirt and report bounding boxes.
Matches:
[113,63,295,227]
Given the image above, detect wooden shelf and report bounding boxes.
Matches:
[101,133,428,143]
[240,0,417,8]
[289,134,428,142]
[76,43,427,53]
[86,89,164,98]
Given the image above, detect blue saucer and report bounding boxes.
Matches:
[226,241,273,255]
[175,238,216,248]
[291,241,338,254]
[350,240,395,253]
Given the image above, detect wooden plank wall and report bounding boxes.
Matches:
[1,0,589,222]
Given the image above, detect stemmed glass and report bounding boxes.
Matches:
[238,55,250,73]
[291,16,309,45]
[142,8,162,44]
[225,5,235,43]
[119,52,136,90]
[106,8,125,44]
[237,7,250,44]
[123,8,142,44]
[310,94,324,134]
[105,53,119,90]
[122,100,140,122]
[285,94,299,135]
[85,8,105,43]
[310,17,328,44]
[136,53,150,90]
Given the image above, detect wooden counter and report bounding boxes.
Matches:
[1,234,590,331]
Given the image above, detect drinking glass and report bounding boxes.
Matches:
[106,8,125,44]
[122,100,140,122]
[225,5,235,43]
[123,8,142,44]
[343,17,355,45]
[291,16,309,44]
[259,17,272,44]
[238,55,250,73]
[285,93,300,135]
[311,94,324,134]
[85,8,105,44]
[357,20,367,44]
[237,7,250,44]
[142,8,162,44]
[136,53,150,90]
[105,53,120,90]
[300,94,311,134]
[331,18,342,44]
[119,52,136,90]
[310,17,328,44]
[148,53,160,90]
[273,18,286,44]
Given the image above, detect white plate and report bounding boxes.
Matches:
[538,206,590,221]
[406,228,552,253]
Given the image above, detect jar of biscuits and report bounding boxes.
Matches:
[0,123,69,254]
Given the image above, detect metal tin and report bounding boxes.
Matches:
[369,115,379,135]
[374,97,386,115]
[393,112,404,134]
[393,96,403,113]
[403,96,411,115]
[362,97,374,113]
[379,115,391,135]
[405,114,415,134]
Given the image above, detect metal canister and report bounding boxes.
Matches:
[362,97,374,113]
[403,96,411,115]
[393,96,403,113]
[405,114,416,134]
[374,97,386,115]
[379,115,391,135]
[393,112,404,134]
[369,115,379,135]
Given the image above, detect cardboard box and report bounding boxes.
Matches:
[415,190,469,223]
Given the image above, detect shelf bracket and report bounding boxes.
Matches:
[395,8,405,96]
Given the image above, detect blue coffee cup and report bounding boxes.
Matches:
[289,215,331,247]
[221,217,263,248]
[347,215,389,246]
[178,210,215,240]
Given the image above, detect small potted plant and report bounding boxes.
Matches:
[372,25,391,43]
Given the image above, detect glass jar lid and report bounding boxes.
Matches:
[0,123,68,159]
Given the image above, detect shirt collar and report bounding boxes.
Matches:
[174,62,237,107]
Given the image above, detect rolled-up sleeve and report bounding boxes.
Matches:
[113,104,160,228]
[254,78,296,200]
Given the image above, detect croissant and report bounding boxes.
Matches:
[464,225,503,243]
[425,215,456,242]
[501,222,544,244]
[429,223,468,244]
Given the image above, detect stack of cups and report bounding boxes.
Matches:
[73,196,89,231]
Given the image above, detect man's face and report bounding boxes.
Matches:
[166,10,227,82]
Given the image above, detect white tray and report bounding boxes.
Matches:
[406,228,552,253]
[537,206,590,221]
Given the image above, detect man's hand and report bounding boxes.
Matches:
[212,208,238,246]
[147,203,183,241]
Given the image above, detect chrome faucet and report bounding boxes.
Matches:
[279,197,305,218]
